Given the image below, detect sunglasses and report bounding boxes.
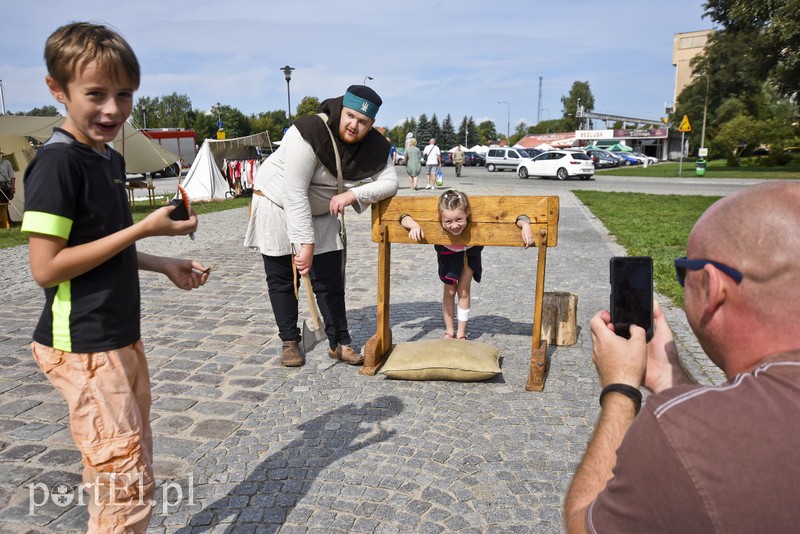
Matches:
[674,257,744,287]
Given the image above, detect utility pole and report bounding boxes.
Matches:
[536,76,543,124]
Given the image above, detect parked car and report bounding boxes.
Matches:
[517,150,594,180]
[464,151,483,166]
[584,149,619,169]
[441,151,454,166]
[394,148,405,166]
[485,147,535,172]
[610,151,640,165]
[631,151,659,165]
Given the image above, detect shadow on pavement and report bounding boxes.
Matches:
[175,395,404,533]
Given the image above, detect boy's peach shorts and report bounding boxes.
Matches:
[32,340,155,533]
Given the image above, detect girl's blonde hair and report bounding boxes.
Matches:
[437,189,471,220]
[409,138,417,146]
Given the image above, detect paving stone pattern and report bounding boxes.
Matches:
[0,175,723,533]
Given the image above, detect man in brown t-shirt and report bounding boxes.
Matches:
[564,182,800,533]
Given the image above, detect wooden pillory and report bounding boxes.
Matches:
[360,195,560,391]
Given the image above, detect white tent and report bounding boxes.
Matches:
[469,144,488,155]
[179,140,230,202]
[535,142,554,151]
[180,131,272,201]
[0,115,180,222]
[447,145,469,153]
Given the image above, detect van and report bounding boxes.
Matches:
[485,147,535,172]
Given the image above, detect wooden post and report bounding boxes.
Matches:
[541,291,578,346]
[362,224,392,375]
[526,228,550,392]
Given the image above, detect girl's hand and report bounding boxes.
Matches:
[408,226,424,242]
[520,223,535,248]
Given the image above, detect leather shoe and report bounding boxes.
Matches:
[327,344,364,366]
[281,341,304,367]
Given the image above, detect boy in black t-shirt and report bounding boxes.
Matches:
[21,22,210,532]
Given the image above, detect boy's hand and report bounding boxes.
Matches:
[142,205,199,237]
[165,259,209,290]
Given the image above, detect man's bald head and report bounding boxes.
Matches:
[689,182,800,331]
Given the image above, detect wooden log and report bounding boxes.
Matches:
[541,291,578,346]
[0,203,9,229]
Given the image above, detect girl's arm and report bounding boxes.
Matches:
[399,213,424,242]
[516,215,534,249]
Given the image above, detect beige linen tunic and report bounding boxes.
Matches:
[244,126,398,256]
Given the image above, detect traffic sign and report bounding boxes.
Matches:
[678,115,692,132]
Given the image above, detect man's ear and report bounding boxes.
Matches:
[701,262,726,316]
[45,76,65,104]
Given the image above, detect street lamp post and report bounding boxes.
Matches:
[0,80,6,115]
[576,97,582,130]
[700,75,710,150]
[281,65,295,126]
[363,75,373,85]
[497,101,510,142]
[141,104,147,129]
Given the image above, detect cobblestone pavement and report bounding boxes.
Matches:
[0,170,729,533]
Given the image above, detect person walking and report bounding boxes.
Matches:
[421,138,441,190]
[452,145,465,177]
[404,138,422,190]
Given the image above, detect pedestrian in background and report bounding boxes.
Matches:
[405,137,422,190]
[422,138,441,190]
[452,145,465,177]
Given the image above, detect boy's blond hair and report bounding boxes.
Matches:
[45,22,140,93]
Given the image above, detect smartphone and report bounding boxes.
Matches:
[169,184,191,221]
[610,256,654,341]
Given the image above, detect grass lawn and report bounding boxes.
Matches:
[573,190,721,308]
[0,196,251,250]
[596,159,800,179]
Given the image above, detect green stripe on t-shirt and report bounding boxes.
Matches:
[51,280,72,352]
[21,211,73,239]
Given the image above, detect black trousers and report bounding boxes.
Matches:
[262,250,351,349]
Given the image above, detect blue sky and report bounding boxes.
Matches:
[2,1,710,132]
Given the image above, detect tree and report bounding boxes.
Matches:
[703,0,800,104]
[440,114,456,149]
[249,110,289,144]
[711,113,763,165]
[15,106,60,117]
[429,114,441,144]
[511,121,529,146]
[133,93,193,129]
[193,104,251,143]
[476,120,498,145]
[560,81,595,130]
[417,114,432,144]
[457,116,479,147]
[295,96,320,118]
[527,118,572,135]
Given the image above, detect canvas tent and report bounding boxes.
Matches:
[180,131,272,201]
[0,115,180,222]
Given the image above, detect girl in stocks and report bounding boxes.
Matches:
[400,189,534,339]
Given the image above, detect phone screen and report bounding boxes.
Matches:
[610,256,654,341]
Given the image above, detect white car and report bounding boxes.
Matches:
[517,150,595,180]
[631,151,659,165]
